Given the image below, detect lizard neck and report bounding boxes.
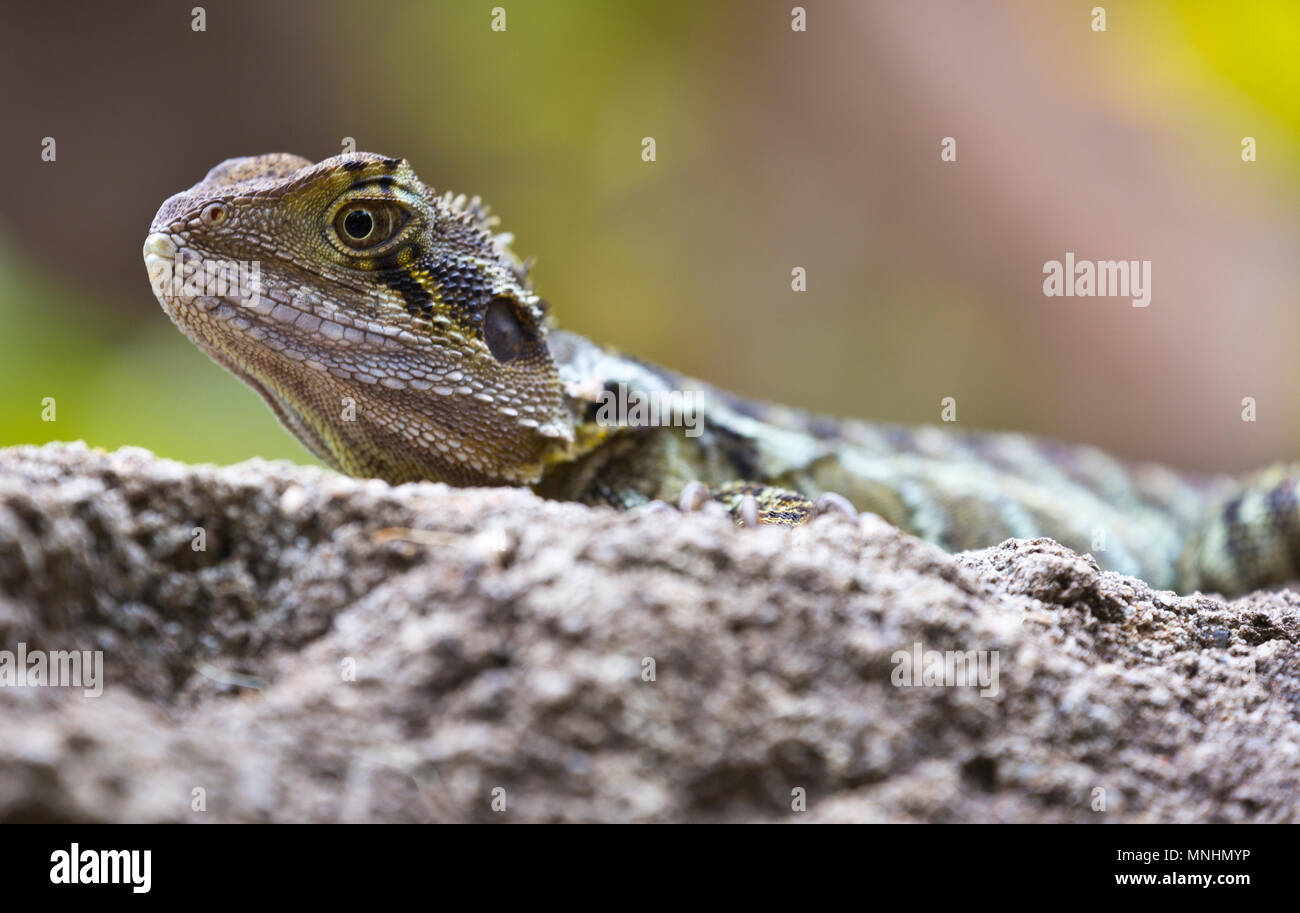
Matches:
[536,328,817,505]
[537,329,676,475]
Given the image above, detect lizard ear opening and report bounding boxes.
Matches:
[483,296,531,363]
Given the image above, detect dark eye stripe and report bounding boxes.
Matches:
[375,244,434,318]
[347,176,399,195]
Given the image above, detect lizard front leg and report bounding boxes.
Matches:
[535,425,856,526]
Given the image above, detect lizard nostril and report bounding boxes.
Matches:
[200,202,227,226]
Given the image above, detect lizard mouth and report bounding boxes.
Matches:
[144,231,249,321]
[144,230,403,362]
[143,232,181,298]
[143,232,176,265]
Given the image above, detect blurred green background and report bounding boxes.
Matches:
[2,0,1298,473]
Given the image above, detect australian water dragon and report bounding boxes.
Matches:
[143,152,1299,596]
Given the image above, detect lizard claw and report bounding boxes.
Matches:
[633,499,674,516]
[737,494,760,528]
[678,481,712,513]
[813,492,857,520]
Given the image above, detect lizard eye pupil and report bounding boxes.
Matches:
[483,297,527,363]
[333,201,407,252]
[343,209,373,240]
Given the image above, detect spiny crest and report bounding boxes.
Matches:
[436,189,533,287]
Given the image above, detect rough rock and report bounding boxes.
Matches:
[0,442,1296,822]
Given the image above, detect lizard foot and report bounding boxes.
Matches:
[813,491,858,521]
[678,481,850,527]
[677,481,712,513]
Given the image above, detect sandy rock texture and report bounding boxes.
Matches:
[0,442,1296,822]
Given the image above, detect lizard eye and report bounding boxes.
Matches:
[333,202,406,251]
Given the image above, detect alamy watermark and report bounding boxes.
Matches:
[1043,252,1151,307]
[594,383,704,437]
[0,642,103,697]
[50,844,150,893]
[891,641,1000,698]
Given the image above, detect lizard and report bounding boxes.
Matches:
[142,151,1300,596]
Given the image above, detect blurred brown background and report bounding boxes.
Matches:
[1,0,1298,473]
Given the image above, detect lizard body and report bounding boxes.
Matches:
[144,152,1298,595]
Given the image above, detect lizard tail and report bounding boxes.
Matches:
[1180,464,1300,594]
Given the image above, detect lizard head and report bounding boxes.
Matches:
[144,152,574,485]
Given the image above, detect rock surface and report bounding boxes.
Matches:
[0,442,1296,823]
